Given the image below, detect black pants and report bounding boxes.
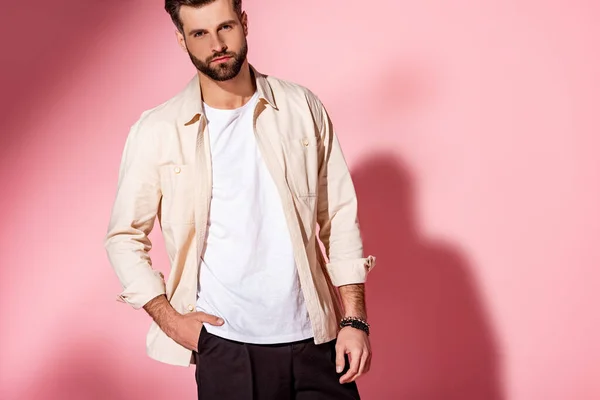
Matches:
[194,326,361,400]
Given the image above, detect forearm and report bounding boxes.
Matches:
[143,294,181,336]
[338,284,367,320]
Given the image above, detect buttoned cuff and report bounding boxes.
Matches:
[115,270,166,309]
[326,255,376,287]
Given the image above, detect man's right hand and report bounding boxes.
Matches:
[143,295,224,352]
[167,311,224,351]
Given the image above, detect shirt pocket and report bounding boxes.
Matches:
[159,164,195,225]
[283,135,320,199]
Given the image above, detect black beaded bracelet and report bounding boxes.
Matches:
[339,317,370,336]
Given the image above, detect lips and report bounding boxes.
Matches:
[211,56,232,63]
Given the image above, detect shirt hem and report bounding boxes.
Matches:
[203,325,315,345]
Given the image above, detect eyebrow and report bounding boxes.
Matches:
[187,20,238,37]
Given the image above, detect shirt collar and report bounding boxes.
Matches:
[181,64,276,126]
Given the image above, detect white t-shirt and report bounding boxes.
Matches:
[195,92,313,344]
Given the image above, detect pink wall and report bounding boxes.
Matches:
[1,1,599,399]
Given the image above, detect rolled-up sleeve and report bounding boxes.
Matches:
[313,96,376,287]
[104,114,166,309]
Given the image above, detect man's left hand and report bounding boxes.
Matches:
[336,326,372,384]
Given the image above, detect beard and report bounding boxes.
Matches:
[187,40,248,82]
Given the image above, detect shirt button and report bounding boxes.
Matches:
[187,304,194,312]
[174,167,181,174]
[302,138,309,146]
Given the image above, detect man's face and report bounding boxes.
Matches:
[177,0,248,81]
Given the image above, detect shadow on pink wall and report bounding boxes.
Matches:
[0,0,123,158]
[354,155,503,399]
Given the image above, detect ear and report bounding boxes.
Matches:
[240,11,248,36]
[175,29,187,52]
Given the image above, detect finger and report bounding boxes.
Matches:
[193,325,203,352]
[196,312,224,326]
[350,350,370,382]
[335,345,346,374]
[363,350,372,374]
[339,349,361,384]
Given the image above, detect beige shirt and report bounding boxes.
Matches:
[104,65,376,367]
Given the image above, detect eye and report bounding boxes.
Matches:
[221,24,232,30]
[193,31,205,38]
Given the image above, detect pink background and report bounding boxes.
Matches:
[1,1,599,399]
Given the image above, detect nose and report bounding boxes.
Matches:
[210,36,227,55]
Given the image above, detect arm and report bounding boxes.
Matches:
[143,295,180,335]
[104,115,166,309]
[338,284,367,320]
[313,97,375,383]
[314,100,375,314]
[104,116,223,350]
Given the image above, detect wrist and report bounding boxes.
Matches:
[339,316,370,336]
[344,312,367,320]
[162,311,182,336]
[144,295,182,337]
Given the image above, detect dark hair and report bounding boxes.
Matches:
[165,0,243,33]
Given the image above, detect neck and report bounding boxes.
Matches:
[198,60,256,110]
